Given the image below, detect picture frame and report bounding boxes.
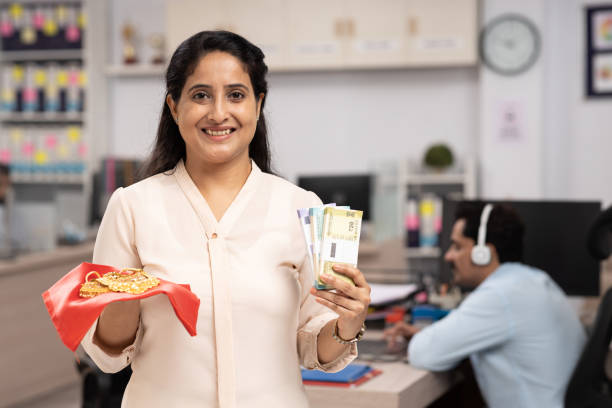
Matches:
[586,5,612,97]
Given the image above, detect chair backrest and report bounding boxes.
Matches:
[565,205,612,408]
[587,205,612,261]
[565,287,612,407]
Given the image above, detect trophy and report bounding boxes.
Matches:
[149,33,165,65]
[121,22,138,64]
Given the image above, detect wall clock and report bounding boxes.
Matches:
[480,14,541,76]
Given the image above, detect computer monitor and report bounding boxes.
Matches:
[297,174,372,221]
[439,199,602,296]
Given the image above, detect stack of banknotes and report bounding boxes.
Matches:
[297,204,364,290]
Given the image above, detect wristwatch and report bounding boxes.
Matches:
[332,320,366,345]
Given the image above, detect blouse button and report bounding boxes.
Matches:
[211,233,218,239]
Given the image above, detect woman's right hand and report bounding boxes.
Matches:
[94,299,141,355]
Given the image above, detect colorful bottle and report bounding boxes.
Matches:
[419,194,438,247]
[45,63,60,113]
[1,66,16,112]
[65,5,80,44]
[404,196,420,247]
[22,65,37,113]
[66,63,80,113]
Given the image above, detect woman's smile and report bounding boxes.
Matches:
[201,126,236,141]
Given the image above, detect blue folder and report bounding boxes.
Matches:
[301,363,372,383]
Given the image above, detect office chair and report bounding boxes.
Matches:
[75,354,131,408]
[587,205,612,261]
[565,205,612,408]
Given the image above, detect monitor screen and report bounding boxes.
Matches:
[297,174,372,221]
[439,199,602,296]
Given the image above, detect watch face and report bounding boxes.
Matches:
[480,14,541,75]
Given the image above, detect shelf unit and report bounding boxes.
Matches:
[405,246,440,258]
[0,112,83,123]
[1,49,82,62]
[10,172,84,184]
[370,155,476,272]
[104,64,165,78]
[0,0,107,252]
[398,156,476,234]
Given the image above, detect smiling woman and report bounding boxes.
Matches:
[141,31,272,179]
[166,51,263,175]
[79,30,371,408]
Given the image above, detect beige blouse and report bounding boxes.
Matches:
[81,160,356,408]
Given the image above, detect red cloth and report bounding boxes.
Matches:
[42,262,200,352]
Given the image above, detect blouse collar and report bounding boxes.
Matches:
[173,158,262,239]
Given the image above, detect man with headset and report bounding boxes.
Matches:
[384,201,586,407]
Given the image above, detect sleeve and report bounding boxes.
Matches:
[296,191,357,372]
[80,187,144,373]
[408,285,514,371]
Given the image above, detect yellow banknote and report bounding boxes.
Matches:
[316,207,363,290]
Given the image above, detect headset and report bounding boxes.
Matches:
[471,203,494,266]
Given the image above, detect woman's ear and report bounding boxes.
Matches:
[256,93,264,120]
[166,94,178,123]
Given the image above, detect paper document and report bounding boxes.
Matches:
[369,283,419,306]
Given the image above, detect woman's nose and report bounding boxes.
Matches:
[208,99,229,122]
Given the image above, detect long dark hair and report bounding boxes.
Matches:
[139,30,272,179]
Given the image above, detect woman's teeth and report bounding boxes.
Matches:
[205,129,232,136]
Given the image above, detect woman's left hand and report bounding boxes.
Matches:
[310,264,371,340]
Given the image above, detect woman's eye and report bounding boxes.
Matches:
[229,91,244,100]
[193,92,209,100]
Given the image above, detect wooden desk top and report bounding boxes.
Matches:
[305,360,460,408]
[0,241,94,277]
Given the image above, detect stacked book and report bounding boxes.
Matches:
[301,363,381,387]
[297,204,363,289]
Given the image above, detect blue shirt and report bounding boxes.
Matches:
[408,263,586,408]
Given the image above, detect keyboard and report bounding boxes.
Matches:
[357,339,407,362]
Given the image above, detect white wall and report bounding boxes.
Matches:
[480,0,612,206]
[106,0,479,181]
[105,0,612,206]
[479,0,546,200]
[267,68,478,182]
[567,0,612,206]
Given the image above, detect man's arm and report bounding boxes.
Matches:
[409,285,513,371]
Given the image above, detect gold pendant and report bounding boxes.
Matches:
[103,269,160,295]
[78,268,160,298]
[79,271,111,298]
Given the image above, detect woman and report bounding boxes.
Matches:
[81,30,371,407]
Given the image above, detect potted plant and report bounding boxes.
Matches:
[423,144,454,172]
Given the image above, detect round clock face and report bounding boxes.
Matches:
[480,14,541,75]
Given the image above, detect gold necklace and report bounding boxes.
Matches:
[79,268,160,298]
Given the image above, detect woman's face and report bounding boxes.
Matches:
[167,51,263,169]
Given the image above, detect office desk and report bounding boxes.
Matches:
[0,242,94,408]
[305,360,460,408]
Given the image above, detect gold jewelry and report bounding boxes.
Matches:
[79,271,111,298]
[78,268,160,298]
[332,320,366,345]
